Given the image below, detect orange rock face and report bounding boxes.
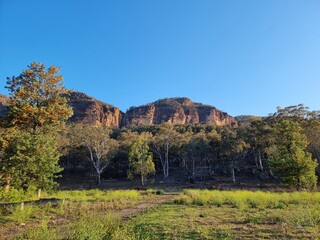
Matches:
[0,93,237,128]
[68,92,123,127]
[122,97,237,127]
[0,94,10,115]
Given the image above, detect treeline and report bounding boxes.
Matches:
[62,108,319,190]
[0,63,319,199]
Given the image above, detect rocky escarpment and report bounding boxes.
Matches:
[68,92,123,127]
[0,92,123,127]
[122,97,237,127]
[0,94,10,116]
[0,93,237,128]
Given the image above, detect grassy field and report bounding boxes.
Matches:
[0,189,319,239]
[128,190,320,239]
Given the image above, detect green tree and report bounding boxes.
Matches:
[5,62,73,130]
[219,128,247,183]
[184,131,212,181]
[151,123,179,179]
[304,120,320,176]
[0,128,62,192]
[240,119,275,172]
[128,135,155,188]
[269,120,318,190]
[0,63,72,194]
[69,124,118,185]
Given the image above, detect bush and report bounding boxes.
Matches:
[146,189,164,195]
[0,187,25,202]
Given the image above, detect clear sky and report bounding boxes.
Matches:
[1,0,320,116]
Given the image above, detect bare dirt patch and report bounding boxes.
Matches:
[120,194,176,220]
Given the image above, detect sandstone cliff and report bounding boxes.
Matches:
[68,92,123,127]
[122,97,237,127]
[0,94,10,116]
[0,93,237,128]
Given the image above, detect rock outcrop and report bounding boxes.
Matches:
[68,92,123,127]
[122,97,237,127]
[0,93,237,128]
[0,94,10,116]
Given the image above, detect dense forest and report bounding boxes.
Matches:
[0,63,319,200]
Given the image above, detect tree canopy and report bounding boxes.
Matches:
[5,62,73,130]
[269,120,318,190]
[128,134,155,188]
[0,62,72,193]
[68,124,118,185]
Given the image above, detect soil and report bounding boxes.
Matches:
[120,194,176,220]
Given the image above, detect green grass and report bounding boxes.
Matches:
[2,189,320,239]
[123,190,320,239]
[15,210,153,240]
[126,203,320,239]
[50,189,140,202]
[174,189,320,209]
[0,189,143,239]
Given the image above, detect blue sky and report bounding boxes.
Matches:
[1,0,320,116]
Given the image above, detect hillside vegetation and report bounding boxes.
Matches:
[1,63,320,195]
[0,63,320,239]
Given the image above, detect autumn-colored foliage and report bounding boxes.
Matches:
[5,62,73,129]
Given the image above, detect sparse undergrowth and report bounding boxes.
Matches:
[145,189,165,196]
[126,203,320,239]
[174,189,320,209]
[1,189,319,239]
[50,189,141,203]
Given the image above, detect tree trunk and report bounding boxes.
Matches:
[4,184,10,193]
[192,159,195,179]
[254,154,259,169]
[269,169,274,177]
[96,172,101,185]
[231,168,236,183]
[165,146,169,178]
[4,174,11,193]
[257,150,264,171]
[141,175,144,188]
[231,162,236,183]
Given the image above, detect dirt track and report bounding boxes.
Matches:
[120,194,176,220]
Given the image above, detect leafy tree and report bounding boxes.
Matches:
[269,104,320,177]
[114,130,140,177]
[240,120,275,172]
[184,131,212,181]
[0,63,72,194]
[304,120,320,175]
[151,123,179,178]
[0,128,62,192]
[269,120,318,190]
[175,130,193,170]
[206,128,222,167]
[69,124,118,185]
[219,128,247,183]
[128,135,155,188]
[5,62,73,130]
[271,104,319,121]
